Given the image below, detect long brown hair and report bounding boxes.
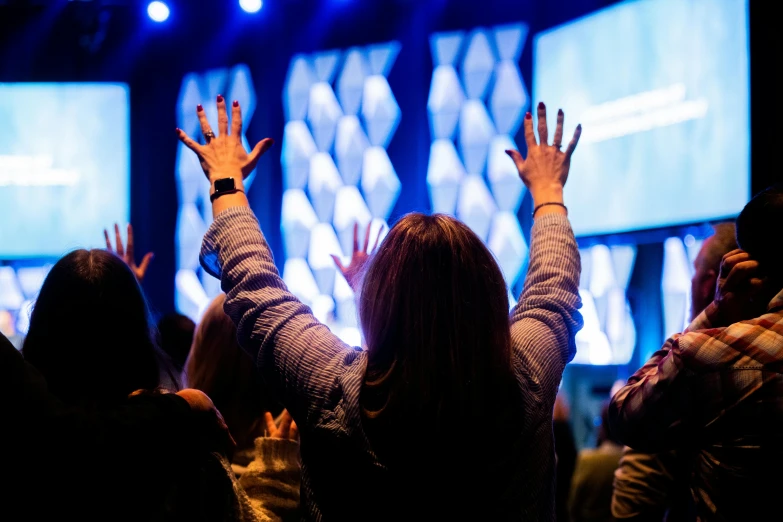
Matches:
[359,213,515,436]
[184,294,279,451]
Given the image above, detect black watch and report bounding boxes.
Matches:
[210,177,243,202]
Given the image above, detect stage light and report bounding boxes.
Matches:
[239,0,263,13]
[147,1,170,22]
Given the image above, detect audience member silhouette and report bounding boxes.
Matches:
[612,222,736,522]
[609,186,783,522]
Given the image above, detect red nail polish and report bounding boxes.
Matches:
[525,112,532,120]
[232,100,239,107]
[175,127,181,133]
[558,109,563,115]
[197,104,203,112]
[577,124,582,130]
[538,101,545,109]
[217,94,224,103]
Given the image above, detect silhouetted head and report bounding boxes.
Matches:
[23,249,161,406]
[184,294,279,450]
[736,184,783,287]
[157,312,196,373]
[359,213,514,432]
[690,222,737,319]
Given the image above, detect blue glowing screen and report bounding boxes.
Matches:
[534,0,749,236]
[0,83,130,258]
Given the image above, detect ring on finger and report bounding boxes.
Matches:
[204,130,216,141]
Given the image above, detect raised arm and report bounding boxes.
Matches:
[608,250,768,450]
[178,97,358,424]
[506,103,583,409]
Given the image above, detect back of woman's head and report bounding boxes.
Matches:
[23,249,160,406]
[359,213,514,431]
[184,294,277,449]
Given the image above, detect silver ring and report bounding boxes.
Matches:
[204,131,216,141]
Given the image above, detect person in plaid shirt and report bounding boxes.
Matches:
[608,185,783,522]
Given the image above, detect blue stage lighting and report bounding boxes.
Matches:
[147,1,170,22]
[239,0,263,13]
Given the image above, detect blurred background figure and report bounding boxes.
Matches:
[158,312,196,375]
[0,309,22,349]
[184,293,300,521]
[568,402,623,522]
[554,390,578,522]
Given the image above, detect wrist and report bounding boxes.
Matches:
[529,184,564,207]
[209,171,245,190]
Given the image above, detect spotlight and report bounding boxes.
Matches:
[147,1,170,22]
[239,0,263,14]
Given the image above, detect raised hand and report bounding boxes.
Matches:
[264,409,299,441]
[176,96,274,185]
[712,249,770,326]
[331,222,383,292]
[104,223,154,283]
[505,102,581,217]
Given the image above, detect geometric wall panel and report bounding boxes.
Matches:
[427,24,530,292]
[282,42,401,346]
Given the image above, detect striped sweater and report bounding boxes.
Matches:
[201,207,582,521]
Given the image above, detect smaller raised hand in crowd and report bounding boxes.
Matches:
[104,223,154,283]
[331,222,384,292]
[264,409,299,442]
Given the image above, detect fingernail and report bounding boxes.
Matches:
[538,101,545,109]
[217,94,224,103]
[558,109,563,115]
[175,127,181,133]
[525,112,532,120]
[577,124,582,130]
[232,100,238,107]
[197,104,203,112]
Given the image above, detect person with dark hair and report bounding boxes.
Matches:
[23,248,167,404]
[19,246,255,521]
[177,98,582,520]
[159,312,197,374]
[612,223,737,522]
[568,402,623,522]
[2,330,238,522]
[609,185,783,522]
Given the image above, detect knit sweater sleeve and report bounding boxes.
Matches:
[510,213,582,412]
[200,206,362,425]
[238,437,301,522]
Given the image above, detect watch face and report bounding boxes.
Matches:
[214,178,236,192]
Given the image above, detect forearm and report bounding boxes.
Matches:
[608,337,693,450]
[200,206,353,421]
[510,211,582,401]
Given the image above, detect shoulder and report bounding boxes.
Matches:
[676,311,783,370]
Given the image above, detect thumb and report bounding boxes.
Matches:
[330,254,346,273]
[505,149,524,171]
[246,138,275,173]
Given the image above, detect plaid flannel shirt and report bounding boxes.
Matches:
[609,289,783,521]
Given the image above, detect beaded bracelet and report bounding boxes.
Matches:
[532,202,567,218]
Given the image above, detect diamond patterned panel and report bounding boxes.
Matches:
[282,42,401,345]
[427,24,530,293]
[174,64,258,321]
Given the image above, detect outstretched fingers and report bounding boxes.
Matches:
[537,102,548,146]
[330,254,346,274]
[230,100,242,139]
[363,222,372,253]
[245,138,275,173]
[126,224,135,261]
[176,128,202,153]
[216,95,228,137]
[564,124,582,162]
[104,229,112,250]
[114,223,124,257]
[552,109,564,149]
[505,149,525,173]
